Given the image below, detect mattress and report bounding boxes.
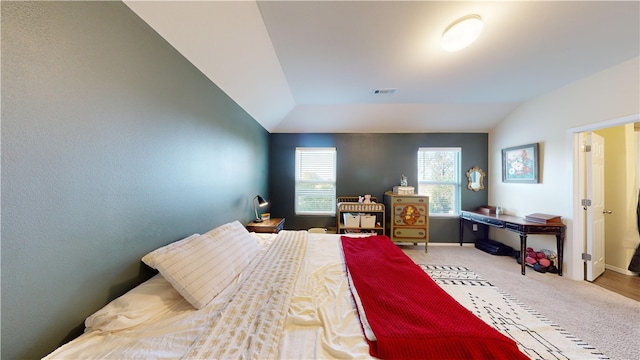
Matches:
[44,232,373,359]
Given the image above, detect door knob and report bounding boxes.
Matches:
[603,210,613,214]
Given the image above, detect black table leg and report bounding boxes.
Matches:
[520,234,527,275]
[556,232,564,276]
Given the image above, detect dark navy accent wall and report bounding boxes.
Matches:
[1,2,268,359]
[268,133,489,241]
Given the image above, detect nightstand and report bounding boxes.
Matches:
[246,217,285,234]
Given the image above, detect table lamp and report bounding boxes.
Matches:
[253,195,269,222]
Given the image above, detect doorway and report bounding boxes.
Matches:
[571,114,640,281]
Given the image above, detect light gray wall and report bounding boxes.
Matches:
[1,2,268,359]
[488,57,639,280]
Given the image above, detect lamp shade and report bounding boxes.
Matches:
[441,14,483,52]
[253,195,269,221]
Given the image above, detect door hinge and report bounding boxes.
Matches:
[582,253,592,261]
[584,145,592,152]
[581,199,591,207]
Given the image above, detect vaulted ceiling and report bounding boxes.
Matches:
[124,1,639,133]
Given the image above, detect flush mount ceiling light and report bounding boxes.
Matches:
[441,14,483,52]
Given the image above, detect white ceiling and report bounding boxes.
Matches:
[124,1,639,133]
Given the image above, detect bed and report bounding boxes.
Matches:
[44,220,527,360]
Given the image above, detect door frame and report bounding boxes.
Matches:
[569,113,639,280]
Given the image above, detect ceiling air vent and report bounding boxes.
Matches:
[372,88,397,95]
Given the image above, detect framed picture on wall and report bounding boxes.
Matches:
[502,143,539,183]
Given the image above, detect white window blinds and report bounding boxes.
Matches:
[295,147,337,215]
[417,147,461,215]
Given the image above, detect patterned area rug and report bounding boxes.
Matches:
[420,265,609,360]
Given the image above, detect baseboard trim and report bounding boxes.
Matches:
[605,264,636,276]
[429,242,475,247]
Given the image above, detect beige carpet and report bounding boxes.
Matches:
[400,244,640,360]
[420,264,606,359]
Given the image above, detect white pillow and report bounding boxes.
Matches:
[201,220,260,275]
[85,274,186,332]
[141,234,200,267]
[141,221,259,309]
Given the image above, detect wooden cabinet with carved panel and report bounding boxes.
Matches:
[384,191,429,252]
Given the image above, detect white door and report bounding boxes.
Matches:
[586,132,606,281]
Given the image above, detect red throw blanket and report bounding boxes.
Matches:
[341,235,529,360]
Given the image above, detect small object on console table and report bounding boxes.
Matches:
[524,213,562,224]
[246,217,285,234]
[477,205,496,215]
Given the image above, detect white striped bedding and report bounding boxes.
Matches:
[43,232,374,360]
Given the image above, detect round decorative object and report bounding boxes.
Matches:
[466,166,486,191]
[400,205,420,225]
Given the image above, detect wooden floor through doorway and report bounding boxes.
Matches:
[592,269,640,302]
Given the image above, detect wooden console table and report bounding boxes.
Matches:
[460,210,566,276]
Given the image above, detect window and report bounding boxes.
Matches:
[295,147,337,215]
[417,147,461,216]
